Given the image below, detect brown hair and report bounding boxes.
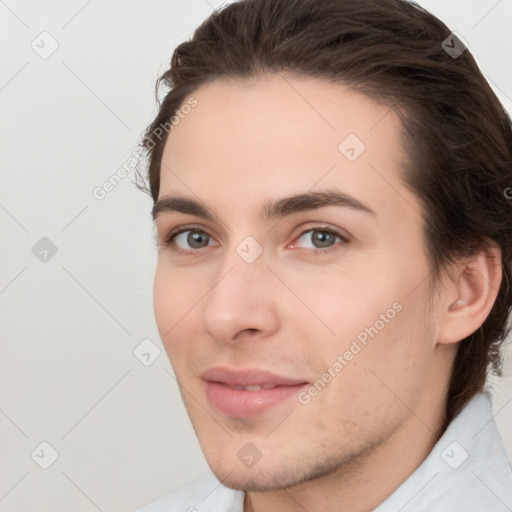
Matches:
[135,0,512,427]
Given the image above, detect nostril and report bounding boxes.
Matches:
[235,328,260,340]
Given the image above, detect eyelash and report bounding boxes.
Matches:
[161,223,349,256]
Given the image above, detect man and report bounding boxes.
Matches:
[136,0,512,510]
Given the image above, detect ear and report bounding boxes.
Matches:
[437,243,502,345]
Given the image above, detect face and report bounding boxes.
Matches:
[153,73,444,491]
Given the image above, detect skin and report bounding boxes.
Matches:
[152,73,501,512]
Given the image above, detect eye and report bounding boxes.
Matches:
[291,227,348,254]
[163,225,218,253]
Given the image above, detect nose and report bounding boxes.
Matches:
[200,248,280,345]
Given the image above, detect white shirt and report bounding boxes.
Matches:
[136,392,512,511]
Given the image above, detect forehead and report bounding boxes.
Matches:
[159,73,417,221]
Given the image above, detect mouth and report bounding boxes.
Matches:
[201,367,309,418]
[225,384,282,391]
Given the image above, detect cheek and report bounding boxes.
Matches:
[153,263,175,335]
[334,289,433,407]
[296,299,433,439]
[288,267,393,342]
[153,259,206,320]
[152,261,199,358]
[293,252,432,374]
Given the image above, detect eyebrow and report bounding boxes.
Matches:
[151,189,376,223]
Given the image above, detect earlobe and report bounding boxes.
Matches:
[437,245,502,345]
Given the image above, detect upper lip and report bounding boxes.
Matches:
[201,367,308,387]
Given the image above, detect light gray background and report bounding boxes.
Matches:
[1,0,511,511]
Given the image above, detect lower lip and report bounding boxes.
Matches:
[205,381,307,418]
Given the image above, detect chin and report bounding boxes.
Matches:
[204,454,331,492]
[211,467,297,492]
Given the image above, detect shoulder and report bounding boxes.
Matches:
[135,472,245,512]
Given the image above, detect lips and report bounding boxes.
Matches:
[202,367,307,387]
[201,367,308,418]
